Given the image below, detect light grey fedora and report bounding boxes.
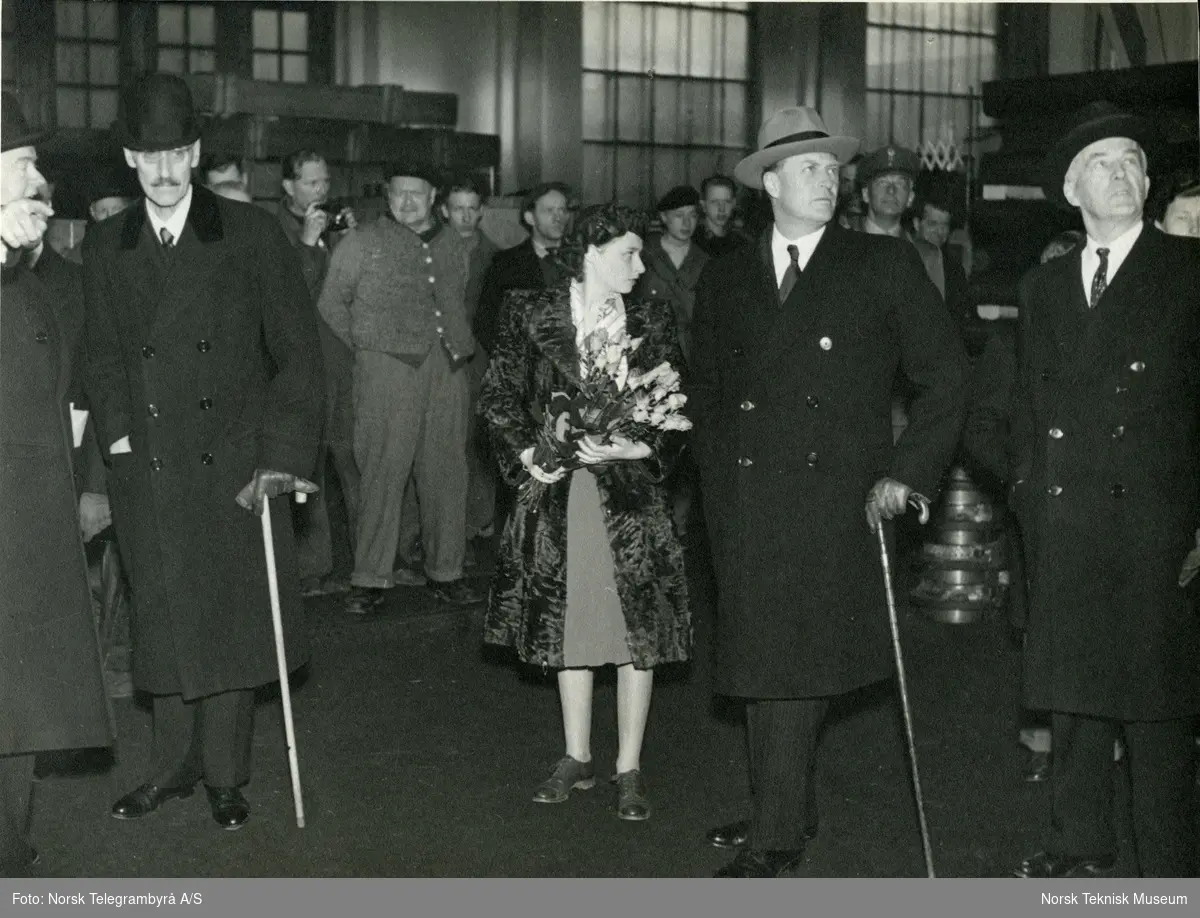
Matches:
[734,106,860,189]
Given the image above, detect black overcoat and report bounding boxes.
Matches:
[82,186,324,700]
[1009,225,1200,721]
[478,285,691,669]
[1,253,111,755]
[691,225,967,699]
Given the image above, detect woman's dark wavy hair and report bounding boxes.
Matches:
[553,202,649,282]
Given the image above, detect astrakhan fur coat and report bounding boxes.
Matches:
[478,284,690,670]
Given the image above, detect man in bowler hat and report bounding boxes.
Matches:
[691,106,966,876]
[1008,102,1199,878]
[83,74,324,830]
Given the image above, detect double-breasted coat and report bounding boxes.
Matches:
[1009,224,1200,721]
[691,224,967,699]
[478,285,691,670]
[1,251,111,756]
[82,185,324,700]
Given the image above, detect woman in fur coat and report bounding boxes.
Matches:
[478,203,690,821]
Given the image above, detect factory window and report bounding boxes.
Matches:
[582,0,752,208]
[865,3,998,152]
[54,0,121,129]
[252,6,310,83]
[156,2,217,75]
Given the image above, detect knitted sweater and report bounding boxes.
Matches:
[317,217,474,362]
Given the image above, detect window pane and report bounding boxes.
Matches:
[89,44,119,85]
[190,6,216,46]
[281,53,308,83]
[723,12,747,80]
[615,75,648,142]
[56,87,87,127]
[866,25,885,89]
[652,148,686,205]
[90,89,118,128]
[56,1,86,39]
[582,2,608,69]
[866,91,888,149]
[688,9,716,78]
[56,43,87,83]
[615,2,645,72]
[893,3,920,28]
[88,1,118,41]
[582,72,611,140]
[158,48,186,74]
[652,4,681,76]
[684,81,717,145]
[582,143,614,207]
[722,81,746,146]
[158,5,185,45]
[891,93,920,149]
[282,12,308,51]
[615,145,651,206]
[651,78,680,145]
[979,3,998,35]
[867,2,892,26]
[253,52,280,81]
[253,10,279,50]
[190,49,216,73]
[892,29,918,91]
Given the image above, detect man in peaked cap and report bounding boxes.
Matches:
[1,90,112,874]
[83,73,324,831]
[1008,101,1199,878]
[691,106,966,877]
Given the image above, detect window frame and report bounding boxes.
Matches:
[52,0,122,130]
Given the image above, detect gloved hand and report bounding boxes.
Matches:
[1180,528,1200,588]
[79,492,112,542]
[865,477,915,531]
[235,469,318,515]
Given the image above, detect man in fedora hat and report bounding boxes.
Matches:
[691,105,966,877]
[1007,101,1199,878]
[2,90,112,873]
[82,73,324,831]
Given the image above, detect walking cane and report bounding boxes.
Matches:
[874,492,935,878]
[259,491,306,828]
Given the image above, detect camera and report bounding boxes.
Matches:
[316,201,352,233]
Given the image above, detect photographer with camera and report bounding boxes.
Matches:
[278,149,361,598]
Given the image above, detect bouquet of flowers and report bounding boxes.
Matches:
[521,320,691,505]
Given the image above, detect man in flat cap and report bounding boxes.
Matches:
[83,74,324,831]
[691,106,966,876]
[1,90,112,876]
[1007,101,1199,879]
[318,162,482,615]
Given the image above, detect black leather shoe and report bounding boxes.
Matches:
[1024,750,1052,783]
[205,785,250,830]
[1013,851,1116,878]
[111,781,196,819]
[714,847,805,878]
[706,817,819,849]
[344,586,387,617]
[427,578,485,606]
[612,769,651,821]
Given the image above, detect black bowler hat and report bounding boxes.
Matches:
[2,91,50,152]
[114,73,201,153]
[656,185,700,213]
[1041,101,1157,208]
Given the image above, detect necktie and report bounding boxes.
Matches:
[1089,247,1109,309]
[159,227,174,248]
[779,244,800,303]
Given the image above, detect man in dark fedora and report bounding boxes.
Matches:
[691,105,966,877]
[2,90,112,875]
[1007,101,1199,878]
[83,73,324,830]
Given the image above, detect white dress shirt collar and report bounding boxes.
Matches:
[146,183,193,245]
[1080,220,1142,303]
[771,224,825,287]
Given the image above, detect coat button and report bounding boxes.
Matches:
[806,395,820,409]
[147,403,159,418]
[201,452,213,465]
[1040,371,1051,382]
[1112,425,1125,439]
[142,345,155,358]
[819,336,833,351]
[35,330,48,343]
[732,347,744,356]
[197,339,211,353]
[1129,361,1145,373]
[151,457,163,471]
[805,451,818,467]
[740,400,755,411]
[738,457,753,467]
[1049,427,1063,439]
[1047,485,1062,496]
[1110,483,1125,498]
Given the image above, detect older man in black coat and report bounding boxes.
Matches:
[691,106,966,877]
[1,92,111,875]
[83,75,323,831]
[1009,103,1199,879]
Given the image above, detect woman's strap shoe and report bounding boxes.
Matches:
[532,756,595,803]
[110,781,196,819]
[613,769,651,821]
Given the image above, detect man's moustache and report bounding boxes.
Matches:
[150,180,181,187]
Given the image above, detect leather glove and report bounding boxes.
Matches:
[79,492,112,542]
[865,477,914,531]
[235,468,318,515]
